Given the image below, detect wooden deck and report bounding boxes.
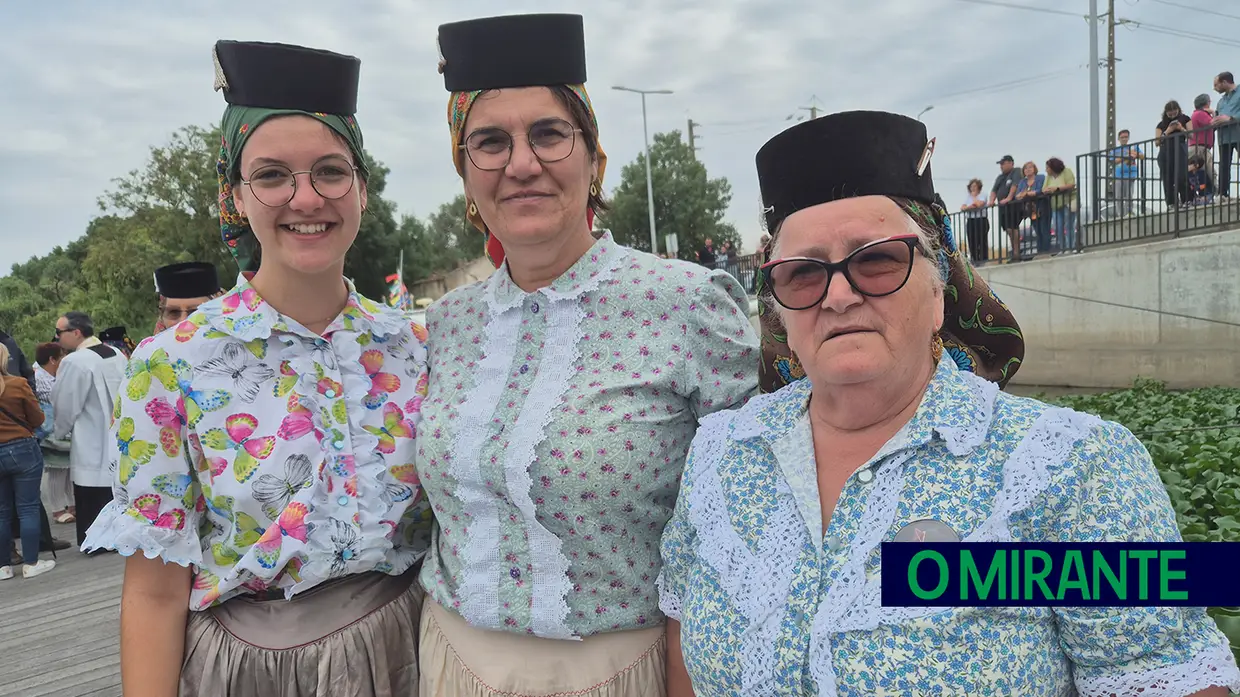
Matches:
[0,521,123,697]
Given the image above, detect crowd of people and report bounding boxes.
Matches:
[955,70,1240,267]
[0,17,1237,697]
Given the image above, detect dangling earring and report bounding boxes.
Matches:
[931,333,944,363]
[467,200,478,217]
[589,180,599,197]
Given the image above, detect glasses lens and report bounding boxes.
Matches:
[310,158,356,200]
[529,120,576,163]
[847,240,915,296]
[248,165,296,206]
[768,260,830,310]
[466,130,514,170]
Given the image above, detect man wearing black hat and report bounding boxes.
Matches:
[152,261,222,334]
[988,154,1023,262]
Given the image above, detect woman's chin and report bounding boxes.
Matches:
[812,345,890,385]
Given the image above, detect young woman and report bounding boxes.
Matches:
[83,40,431,696]
[0,343,55,580]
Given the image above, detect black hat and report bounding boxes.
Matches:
[154,262,221,299]
[438,14,587,92]
[756,111,937,233]
[997,154,1015,164]
[99,326,128,343]
[213,40,361,114]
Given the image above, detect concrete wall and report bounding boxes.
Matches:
[408,256,495,301]
[977,228,1240,389]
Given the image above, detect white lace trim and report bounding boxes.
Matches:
[1075,640,1240,696]
[815,406,1103,694]
[938,371,1000,456]
[683,409,808,693]
[454,248,628,638]
[808,451,913,696]
[500,294,584,640]
[452,307,520,631]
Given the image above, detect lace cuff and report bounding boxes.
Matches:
[81,501,204,568]
[1074,641,1240,697]
[656,571,683,621]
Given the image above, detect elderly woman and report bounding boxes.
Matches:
[418,13,758,696]
[83,41,431,696]
[658,111,1240,696]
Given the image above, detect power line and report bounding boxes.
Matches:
[1147,0,1240,22]
[949,0,1089,18]
[1123,20,1240,48]
[986,280,1240,328]
[926,65,1086,104]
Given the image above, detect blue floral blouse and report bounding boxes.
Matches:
[83,277,432,610]
[659,359,1240,696]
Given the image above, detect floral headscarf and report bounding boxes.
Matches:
[218,106,368,274]
[756,195,1025,393]
[447,85,607,268]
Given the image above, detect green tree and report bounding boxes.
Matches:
[599,130,739,259]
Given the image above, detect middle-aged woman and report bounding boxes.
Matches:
[1014,160,1050,255]
[418,13,759,696]
[0,343,55,580]
[83,40,431,696]
[659,111,1240,696]
[1042,157,1080,255]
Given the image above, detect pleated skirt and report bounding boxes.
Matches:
[418,597,666,697]
[180,566,423,697]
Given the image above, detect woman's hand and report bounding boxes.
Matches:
[666,619,696,697]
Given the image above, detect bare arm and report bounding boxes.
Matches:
[666,619,696,697]
[120,555,192,697]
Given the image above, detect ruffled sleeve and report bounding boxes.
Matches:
[683,269,759,419]
[1044,420,1240,696]
[82,340,205,568]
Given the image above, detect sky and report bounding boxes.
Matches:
[3,0,1239,274]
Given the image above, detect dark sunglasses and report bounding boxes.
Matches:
[760,234,923,311]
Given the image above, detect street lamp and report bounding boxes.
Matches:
[917,105,935,121]
[613,85,673,255]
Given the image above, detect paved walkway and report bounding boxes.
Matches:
[0,521,122,697]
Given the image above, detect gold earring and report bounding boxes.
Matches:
[931,333,944,363]
[467,201,478,217]
[589,180,599,197]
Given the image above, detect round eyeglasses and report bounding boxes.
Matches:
[240,157,359,208]
[460,118,582,171]
[760,234,923,311]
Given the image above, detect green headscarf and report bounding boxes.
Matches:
[218,106,368,274]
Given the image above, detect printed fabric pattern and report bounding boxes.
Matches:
[83,276,432,610]
[659,359,1240,696]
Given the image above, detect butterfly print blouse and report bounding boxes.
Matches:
[83,276,432,610]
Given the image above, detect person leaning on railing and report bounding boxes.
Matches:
[1156,100,1193,209]
[1042,157,1079,255]
[1189,94,1217,195]
[960,178,989,264]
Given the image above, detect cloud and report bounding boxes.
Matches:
[3,0,1238,274]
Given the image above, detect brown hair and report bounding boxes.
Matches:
[1045,157,1066,175]
[0,344,9,399]
[967,178,983,193]
[1022,161,1039,176]
[35,342,65,367]
[547,86,610,218]
[1164,100,1182,116]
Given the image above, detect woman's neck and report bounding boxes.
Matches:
[249,266,349,336]
[504,227,597,293]
[807,357,937,444]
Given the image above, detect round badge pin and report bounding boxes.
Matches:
[894,518,961,543]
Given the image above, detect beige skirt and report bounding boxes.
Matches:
[418,598,666,697]
[180,567,423,697]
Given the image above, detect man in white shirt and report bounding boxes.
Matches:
[51,312,127,547]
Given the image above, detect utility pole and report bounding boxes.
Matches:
[687,118,702,160]
[1105,0,1117,150]
[799,95,823,121]
[1089,0,1101,154]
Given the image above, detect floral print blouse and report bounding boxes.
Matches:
[417,232,759,639]
[659,359,1240,696]
[83,276,432,610]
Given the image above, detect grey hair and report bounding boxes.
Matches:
[63,311,94,337]
[1194,93,1212,110]
[762,201,945,321]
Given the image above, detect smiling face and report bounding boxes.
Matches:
[232,115,367,278]
[774,196,943,387]
[460,87,597,252]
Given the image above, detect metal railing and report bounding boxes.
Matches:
[697,253,764,293]
[947,191,1072,265]
[1076,119,1240,247]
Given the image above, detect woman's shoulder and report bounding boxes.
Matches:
[989,388,1139,459]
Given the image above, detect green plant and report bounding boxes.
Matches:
[1047,379,1240,662]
